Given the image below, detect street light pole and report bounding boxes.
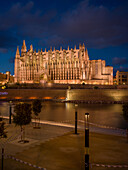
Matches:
[9,101,12,124]
[1,148,4,170]
[75,104,78,134]
[126,129,128,143]
[85,112,89,170]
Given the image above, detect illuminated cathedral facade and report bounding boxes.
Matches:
[14,40,113,85]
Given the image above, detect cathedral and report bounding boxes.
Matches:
[14,40,113,85]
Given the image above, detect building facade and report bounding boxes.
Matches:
[14,40,113,85]
[116,71,128,85]
[0,71,14,85]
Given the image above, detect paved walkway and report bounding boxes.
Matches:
[2,116,127,137]
[31,119,126,137]
[0,119,72,157]
[0,116,127,170]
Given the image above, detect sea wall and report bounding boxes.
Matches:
[0,89,128,103]
[66,89,128,103]
[0,89,66,100]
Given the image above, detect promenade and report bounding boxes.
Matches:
[0,117,128,170]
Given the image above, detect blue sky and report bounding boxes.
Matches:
[0,0,128,75]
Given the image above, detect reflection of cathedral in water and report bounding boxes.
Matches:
[14,40,113,84]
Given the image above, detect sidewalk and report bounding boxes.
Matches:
[1,128,128,170]
[2,116,127,137]
[0,118,128,170]
[0,120,72,156]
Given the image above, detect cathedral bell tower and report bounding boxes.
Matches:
[14,46,20,83]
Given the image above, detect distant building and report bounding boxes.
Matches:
[0,71,14,84]
[14,40,113,85]
[116,71,128,85]
[113,76,117,85]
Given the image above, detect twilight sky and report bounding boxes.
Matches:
[0,0,128,75]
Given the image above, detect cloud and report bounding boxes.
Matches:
[0,1,57,40]
[0,31,19,50]
[0,0,128,50]
[114,67,128,74]
[55,0,128,48]
[0,48,8,53]
[112,57,128,66]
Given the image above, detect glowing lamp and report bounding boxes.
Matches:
[75,104,78,111]
[85,112,89,129]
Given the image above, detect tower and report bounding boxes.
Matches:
[21,40,27,55]
[30,44,33,52]
[14,46,20,83]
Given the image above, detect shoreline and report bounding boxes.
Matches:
[0,98,128,104]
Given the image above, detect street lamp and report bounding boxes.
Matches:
[75,104,78,134]
[85,112,89,170]
[9,101,12,124]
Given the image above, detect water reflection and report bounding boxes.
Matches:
[0,101,127,129]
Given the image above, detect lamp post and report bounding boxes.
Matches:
[75,104,78,134]
[85,112,89,170]
[9,101,12,124]
[126,129,128,143]
[1,148,4,170]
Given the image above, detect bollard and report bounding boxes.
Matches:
[85,113,89,170]
[9,101,12,124]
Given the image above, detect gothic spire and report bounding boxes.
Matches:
[30,44,33,52]
[85,48,88,55]
[21,40,27,53]
[16,46,20,55]
[23,40,26,46]
[79,43,82,49]
[15,46,20,58]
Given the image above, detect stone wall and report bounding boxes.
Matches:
[0,89,128,102]
[67,89,128,102]
[0,89,66,100]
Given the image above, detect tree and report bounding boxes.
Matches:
[0,122,7,139]
[32,99,42,128]
[13,103,32,142]
[122,103,128,120]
